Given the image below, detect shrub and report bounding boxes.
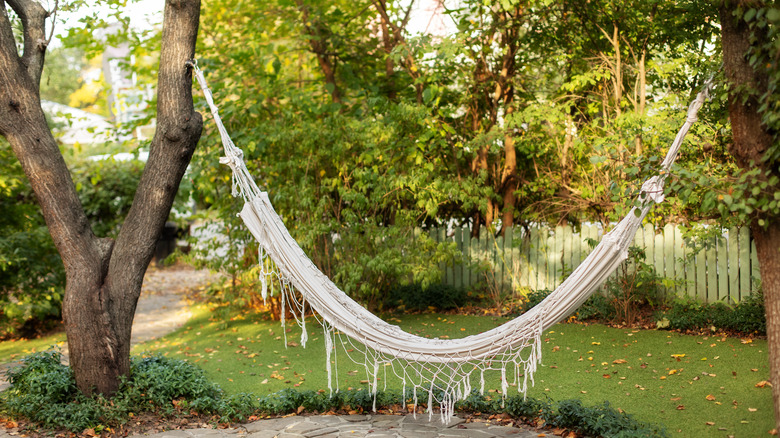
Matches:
[385,283,468,312]
[517,289,553,313]
[0,350,255,432]
[548,399,665,438]
[0,141,65,338]
[656,292,766,335]
[602,246,667,326]
[576,293,616,321]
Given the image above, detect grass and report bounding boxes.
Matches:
[130,306,774,437]
[0,332,65,365]
[1,306,773,437]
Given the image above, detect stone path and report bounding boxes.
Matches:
[135,414,540,438]
[0,267,540,438]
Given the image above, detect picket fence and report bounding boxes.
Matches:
[431,224,761,303]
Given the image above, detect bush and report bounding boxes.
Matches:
[576,293,615,321]
[69,157,145,238]
[548,399,666,438]
[385,283,469,312]
[656,293,766,335]
[0,141,65,338]
[602,246,668,326]
[0,350,255,432]
[516,289,553,314]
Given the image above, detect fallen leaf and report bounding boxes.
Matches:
[756,381,773,388]
[705,422,715,426]
[748,408,757,412]
[613,359,628,364]
[668,369,678,375]
[671,354,686,358]
[706,394,716,401]
[602,374,611,379]
[676,405,685,410]
[297,405,305,414]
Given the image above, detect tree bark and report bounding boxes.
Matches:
[720,0,780,429]
[0,0,202,395]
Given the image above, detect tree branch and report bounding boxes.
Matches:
[6,0,47,85]
[108,0,202,325]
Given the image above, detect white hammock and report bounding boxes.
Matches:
[188,60,710,421]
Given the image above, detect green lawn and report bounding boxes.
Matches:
[1,307,773,437]
[0,332,65,364]
[131,307,773,437]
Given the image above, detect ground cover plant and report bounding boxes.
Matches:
[124,306,772,437]
[0,349,255,434]
[0,349,664,438]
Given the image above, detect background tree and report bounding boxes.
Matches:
[0,0,202,395]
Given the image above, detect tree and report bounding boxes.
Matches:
[719,0,780,429]
[0,0,202,395]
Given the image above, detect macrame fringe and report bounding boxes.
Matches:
[187,59,713,424]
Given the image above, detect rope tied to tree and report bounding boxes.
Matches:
[188,58,711,423]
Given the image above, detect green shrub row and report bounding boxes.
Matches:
[656,293,766,334]
[1,350,665,437]
[384,283,469,311]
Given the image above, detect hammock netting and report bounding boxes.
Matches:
[188,60,710,421]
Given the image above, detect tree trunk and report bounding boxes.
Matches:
[720,0,780,429]
[753,223,780,430]
[0,0,202,395]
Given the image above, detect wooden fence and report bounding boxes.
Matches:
[431,224,761,303]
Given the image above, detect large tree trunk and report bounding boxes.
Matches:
[720,0,780,429]
[0,0,202,395]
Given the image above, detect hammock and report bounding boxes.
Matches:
[187,60,710,421]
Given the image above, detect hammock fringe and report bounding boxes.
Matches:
[187,60,711,423]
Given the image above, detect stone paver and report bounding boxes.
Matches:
[0,414,541,438]
[134,414,539,438]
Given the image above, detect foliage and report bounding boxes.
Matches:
[178,0,736,316]
[39,46,88,106]
[602,246,669,326]
[384,283,468,312]
[69,157,145,238]
[0,140,65,338]
[547,399,666,438]
[0,350,255,432]
[515,288,616,322]
[248,388,666,438]
[656,292,766,335]
[518,289,554,313]
[667,3,780,228]
[576,293,615,322]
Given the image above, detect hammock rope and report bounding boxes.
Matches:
[187,60,711,421]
